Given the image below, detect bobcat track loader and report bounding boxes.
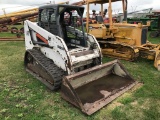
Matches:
[24,4,137,115]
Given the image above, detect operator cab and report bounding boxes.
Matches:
[38,5,87,50]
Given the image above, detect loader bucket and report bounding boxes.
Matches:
[61,60,137,115]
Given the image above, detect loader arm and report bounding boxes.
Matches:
[24,20,71,73]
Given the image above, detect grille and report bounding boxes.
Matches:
[141,27,148,44]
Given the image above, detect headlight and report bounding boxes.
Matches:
[92,43,98,49]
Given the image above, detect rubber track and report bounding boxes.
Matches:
[26,49,65,90]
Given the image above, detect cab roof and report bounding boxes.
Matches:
[87,0,122,4]
[39,4,84,10]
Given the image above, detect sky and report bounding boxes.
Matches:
[0,0,160,15]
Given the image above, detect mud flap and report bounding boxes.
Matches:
[61,60,137,115]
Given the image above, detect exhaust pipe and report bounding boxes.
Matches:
[124,10,127,21]
[123,0,128,21]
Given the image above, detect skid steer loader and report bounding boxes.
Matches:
[24,4,137,115]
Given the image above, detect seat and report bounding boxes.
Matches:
[95,16,104,23]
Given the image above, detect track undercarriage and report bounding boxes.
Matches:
[99,41,139,61]
[99,41,160,70]
[24,49,65,90]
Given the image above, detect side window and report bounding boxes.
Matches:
[40,9,55,23]
[41,9,48,22]
[50,14,55,22]
[48,9,55,22]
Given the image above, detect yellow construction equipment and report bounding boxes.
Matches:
[86,0,160,70]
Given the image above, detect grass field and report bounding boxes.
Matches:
[0,33,160,120]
